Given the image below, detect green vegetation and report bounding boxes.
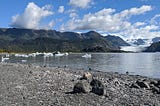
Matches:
[0,28,129,53]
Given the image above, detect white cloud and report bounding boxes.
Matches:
[150,14,160,25]
[117,23,160,40]
[69,0,92,8]
[142,25,158,30]
[117,5,152,18]
[11,2,53,29]
[69,12,78,18]
[60,24,65,31]
[62,5,152,33]
[58,6,65,13]
[43,21,54,30]
[60,5,160,39]
[133,22,146,27]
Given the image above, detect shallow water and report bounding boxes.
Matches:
[1,53,160,78]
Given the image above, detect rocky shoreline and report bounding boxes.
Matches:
[0,63,160,106]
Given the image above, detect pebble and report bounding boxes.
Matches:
[0,63,160,106]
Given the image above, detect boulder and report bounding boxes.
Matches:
[90,79,106,95]
[151,86,160,94]
[92,86,106,96]
[136,80,150,89]
[73,80,91,93]
[150,80,158,86]
[90,79,104,87]
[157,80,160,87]
[150,80,160,88]
[130,83,140,89]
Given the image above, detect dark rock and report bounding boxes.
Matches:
[150,84,155,88]
[73,80,91,93]
[90,79,106,95]
[151,86,160,94]
[90,79,104,87]
[29,71,32,74]
[88,68,92,71]
[136,80,150,89]
[114,72,119,74]
[150,80,160,89]
[130,83,140,89]
[92,86,106,96]
[150,80,158,86]
[126,71,129,75]
[157,80,160,86]
[71,79,74,82]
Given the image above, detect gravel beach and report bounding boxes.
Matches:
[0,63,160,106]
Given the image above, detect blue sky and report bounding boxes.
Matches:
[0,0,160,39]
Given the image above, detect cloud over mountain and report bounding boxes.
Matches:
[11,2,53,29]
[61,5,160,39]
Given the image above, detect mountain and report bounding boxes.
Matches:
[133,39,145,45]
[105,35,130,46]
[126,38,150,46]
[0,28,124,53]
[152,37,160,43]
[144,41,160,52]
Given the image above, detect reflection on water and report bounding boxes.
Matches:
[1,53,160,78]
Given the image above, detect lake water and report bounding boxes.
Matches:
[1,53,160,78]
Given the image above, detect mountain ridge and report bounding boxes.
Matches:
[144,41,160,52]
[0,28,129,53]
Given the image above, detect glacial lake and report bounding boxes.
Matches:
[1,53,160,79]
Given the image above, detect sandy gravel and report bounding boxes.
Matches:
[0,63,160,106]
